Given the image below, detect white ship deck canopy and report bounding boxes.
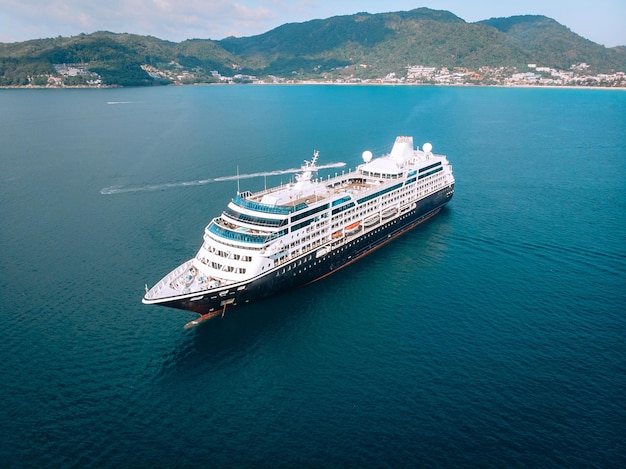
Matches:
[260,180,325,207]
[361,157,403,176]
[361,136,415,177]
[260,187,300,206]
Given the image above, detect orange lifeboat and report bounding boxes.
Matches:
[344,222,361,235]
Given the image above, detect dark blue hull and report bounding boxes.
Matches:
[165,184,454,315]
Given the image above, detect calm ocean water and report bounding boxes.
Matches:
[1,85,625,467]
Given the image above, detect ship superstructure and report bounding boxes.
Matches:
[143,136,455,323]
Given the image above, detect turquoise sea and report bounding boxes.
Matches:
[1,85,625,467]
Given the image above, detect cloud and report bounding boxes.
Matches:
[0,0,279,41]
[2,0,624,45]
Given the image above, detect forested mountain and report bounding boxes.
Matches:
[0,32,239,86]
[1,8,624,86]
[478,15,625,71]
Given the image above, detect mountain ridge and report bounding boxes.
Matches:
[1,8,625,86]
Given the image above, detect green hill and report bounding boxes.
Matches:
[479,15,626,71]
[219,10,625,77]
[1,8,624,86]
[0,32,241,86]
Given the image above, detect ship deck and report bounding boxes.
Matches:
[247,172,382,209]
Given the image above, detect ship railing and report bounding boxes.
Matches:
[223,207,287,228]
[145,260,194,299]
[208,219,288,245]
[208,222,268,244]
[244,183,292,200]
[233,195,295,215]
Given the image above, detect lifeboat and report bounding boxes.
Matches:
[316,247,329,258]
[363,215,379,228]
[344,222,361,235]
[381,207,398,219]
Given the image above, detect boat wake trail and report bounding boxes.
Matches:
[100,162,346,195]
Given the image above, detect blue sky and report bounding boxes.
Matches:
[1,0,624,47]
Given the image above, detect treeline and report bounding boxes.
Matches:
[0,58,54,86]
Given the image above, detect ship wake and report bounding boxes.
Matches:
[100,162,346,195]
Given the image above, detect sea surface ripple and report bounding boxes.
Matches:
[0,85,624,467]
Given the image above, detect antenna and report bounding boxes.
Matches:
[312,150,319,167]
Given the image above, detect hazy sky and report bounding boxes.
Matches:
[1,0,625,47]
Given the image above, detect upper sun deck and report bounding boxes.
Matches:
[236,137,446,213]
[239,175,367,214]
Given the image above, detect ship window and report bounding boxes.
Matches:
[291,203,329,222]
[233,195,294,215]
[208,222,268,244]
[419,162,442,173]
[224,207,286,228]
[332,196,352,207]
[332,202,355,216]
[292,218,315,232]
[418,167,443,180]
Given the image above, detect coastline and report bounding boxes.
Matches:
[2,82,625,90]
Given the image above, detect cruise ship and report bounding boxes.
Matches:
[143,136,455,324]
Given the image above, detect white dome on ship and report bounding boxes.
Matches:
[362,150,373,163]
[423,142,433,153]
